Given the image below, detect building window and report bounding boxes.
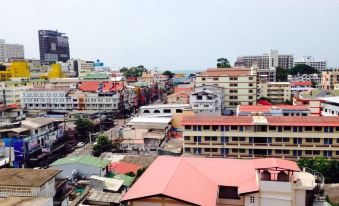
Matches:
[164,109,171,113]
[230,77,238,81]
[184,136,190,141]
[213,77,219,81]
[230,83,238,87]
[202,78,206,81]
[250,196,255,203]
[184,148,191,152]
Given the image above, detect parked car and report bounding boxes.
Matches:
[76,142,85,148]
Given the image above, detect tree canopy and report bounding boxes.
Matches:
[276,64,319,82]
[75,118,93,142]
[162,70,175,78]
[92,133,118,157]
[217,58,231,68]
[120,65,147,77]
[298,157,339,183]
[289,64,320,75]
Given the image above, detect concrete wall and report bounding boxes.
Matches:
[52,163,106,179]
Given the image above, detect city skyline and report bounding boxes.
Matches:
[2,0,339,71]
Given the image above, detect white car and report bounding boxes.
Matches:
[76,142,85,148]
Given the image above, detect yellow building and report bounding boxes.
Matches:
[0,61,30,81]
[182,115,339,160]
[195,68,257,109]
[259,82,291,103]
[47,63,64,79]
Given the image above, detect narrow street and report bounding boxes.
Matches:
[67,118,127,157]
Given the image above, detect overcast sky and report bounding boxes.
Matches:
[2,0,339,71]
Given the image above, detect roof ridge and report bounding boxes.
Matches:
[162,158,184,194]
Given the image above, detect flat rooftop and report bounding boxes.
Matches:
[140,104,189,109]
[0,168,61,187]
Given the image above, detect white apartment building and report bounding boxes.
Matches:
[21,86,120,112]
[139,104,190,116]
[235,50,294,70]
[190,85,224,115]
[320,97,339,116]
[294,56,327,71]
[195,68,257,110]
[258,82,291,103]
[0,78,47,106]
[0,39,24,62]
[288,73,320,85]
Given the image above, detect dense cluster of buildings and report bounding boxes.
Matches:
[1,31,339,206]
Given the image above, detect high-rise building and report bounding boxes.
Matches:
[0,39,24,62]
[322,69,339,90]
[294,56,327,71]
[195,67,257,110]
[38,30,70,65]
[235,50,294,70]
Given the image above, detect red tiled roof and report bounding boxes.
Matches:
[109,162,141,175]
[266,116,339,126]
[291,81,312,87]
[181,115,339,127]
[79,81,124,92]
[122,156,299,205]
[167,92,189,98]
[200,68,253,77]
[181,115,254,126]
[127,77,138,82]
[238,105,310,113]
[174,86,192,93]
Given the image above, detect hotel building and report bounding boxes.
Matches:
[182,115,339,160]
[258,82,291,103]
[235,50,294,70]
[195,68,257,110]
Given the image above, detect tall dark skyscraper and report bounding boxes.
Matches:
[38,30,70,65]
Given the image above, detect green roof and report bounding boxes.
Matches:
[133,82,150,87]
[51,155,110,168]
[108,173,135,187]
[82,73,109,80]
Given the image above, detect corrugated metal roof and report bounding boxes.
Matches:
[50,155,110,168]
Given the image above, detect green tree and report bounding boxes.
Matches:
[298,158,339,183]
[125,172,136,177]
[217,58,231,68]
[289,64,319,75]
[162,70,175,79]
[92,133,118,157]
[136,167,147,178]
[276,67,289,82]
[120,66,147,77]
[75,118,93,142]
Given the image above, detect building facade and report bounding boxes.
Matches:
[195,68,257,110]
[21,86,120,112]
[294,56,327,71]
[0,39,24,62]
[322,69,339,90]
[0,78,47,105]
[38,30,70,65]
[320,97,339,116]
[258,82,291,103]
[235,50,293,70]
[190,85,224,115]
[182,115,339,160]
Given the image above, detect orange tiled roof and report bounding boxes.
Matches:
[291,81,312,87]
[266,116,339,126]
[181,115,254,126]
[200,68,253,77]
[80,81,124,92]
[238,105,310,113]
[109,162,141,175]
